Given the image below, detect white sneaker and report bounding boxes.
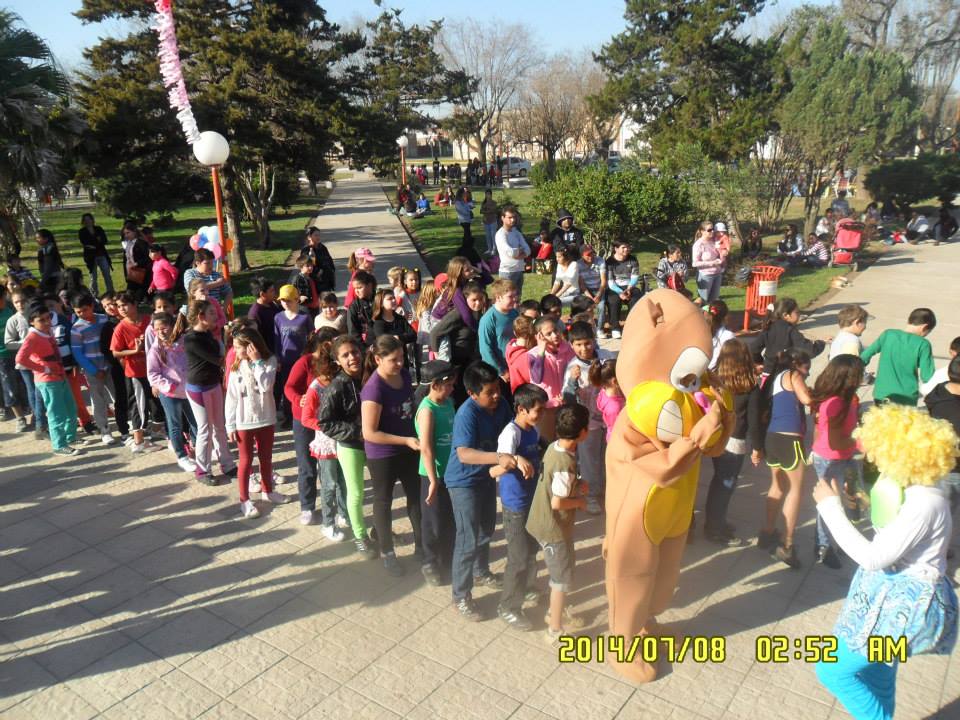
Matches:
[241,500,260,519]
[249,471,260,485]
[122,435,135,446]
[262,491,293,504]
[335,514,350,530]
[322,525,345,542]
[611,329,622,339]
[300,510,316,526]
[101,434,116,446]
[130,442,149,454]
[272,472,290,485]
[177,456,198,473]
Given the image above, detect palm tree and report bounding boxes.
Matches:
[0,10,83,253]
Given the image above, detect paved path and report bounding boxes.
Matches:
[1,186,958,719]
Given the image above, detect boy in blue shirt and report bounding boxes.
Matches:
[70,292,114,444]
[490,383,547,630]
[444,361,531,621]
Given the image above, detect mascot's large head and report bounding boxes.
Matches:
[618,289,713,397]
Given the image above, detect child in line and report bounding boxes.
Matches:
[506,315,536,393]
[70,292,114,445]
[370,288,416,357]
[182,279,227,341]
[519,300,540,320]
[396,268,421,324]
[814,404,958,720]
[247,276,280,354]
[517,315,575,442]
[415,360,457,586]
[290,255,318,317]
[146,311,198,472]
[562,321,612,515]
[861,307,937,406]
[753,297,825,376]
[920,335,960,399]
[526,403,591,642]
[430,281,485,404]
[830,304,869,360]
[286,333,325,510]
[346,271,376,345]
[444,361,517,621]
[702,339,761,546]
[314,292,346,334]
[145,292,177,354]
[183,299,237,485]
[7,289,47,437]
[274,284,312,425]
[926,355,960,503]
[226,328,292,518]
[45,294,95,436]
[318,334,377,558]
[755,348,813,568]
[706,300,736,370]
[539,294,562,320]
[110,293,153,453]
[478,278,519,382]
[415,282,439,366]
[183,247,232,307]
[15,302,80,455]
[492,383,547,631]
[147,245,178,295]
[0,285,28,431]
[590,357,624,444]
[36,229,64,293]
[99,292,129,441]
[344,247,376,308]
[810,355,865,569]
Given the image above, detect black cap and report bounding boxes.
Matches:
[420,360,456,385]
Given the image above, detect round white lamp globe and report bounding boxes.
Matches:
[193,131,230,166]
[396,135,409,149]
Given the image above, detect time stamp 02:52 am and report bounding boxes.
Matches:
[557,634,909,665]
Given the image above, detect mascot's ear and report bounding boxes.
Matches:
[641,298,665,327]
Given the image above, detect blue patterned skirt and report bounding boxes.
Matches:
[834,567,958,658]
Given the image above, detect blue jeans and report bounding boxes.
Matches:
[704,451,745,534]
[499,270,524,296]
[484,223,497,254]
[816,641,896,720]
[19,369,45,429]
[0,357,25,409]
[696,272,722,302]
[292,418,317,504]
[89,255,114,296]
[318,457,348,526]
[157,394,197,459]
[813,453,862,547]
[448,480,497,601]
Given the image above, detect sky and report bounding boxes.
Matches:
[11,0,821,71]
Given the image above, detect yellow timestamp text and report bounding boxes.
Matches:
[558,635,726,664]
[756,635,839,663]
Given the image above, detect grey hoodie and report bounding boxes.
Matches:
[4,312,30,370]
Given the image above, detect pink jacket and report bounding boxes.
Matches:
[527,341,575,407]
[149,257,178,292]
[15,329,65,383]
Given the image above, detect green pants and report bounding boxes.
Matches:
[336,444,367,541]
[38,380,77,450]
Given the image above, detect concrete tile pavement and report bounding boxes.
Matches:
[1,184,958,718]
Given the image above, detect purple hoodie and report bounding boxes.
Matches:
[432,287,477,331]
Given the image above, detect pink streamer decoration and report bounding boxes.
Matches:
[152,0,201,144]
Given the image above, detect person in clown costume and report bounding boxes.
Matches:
[814,403,958,720]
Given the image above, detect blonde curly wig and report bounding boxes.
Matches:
[854,404,960,487]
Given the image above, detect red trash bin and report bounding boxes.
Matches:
[743,265,785,330]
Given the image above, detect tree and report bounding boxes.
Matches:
[864,153,960,212]
[334,10,472,175]
[0,10,84,253]
[594,0,782,162]
[439,19,541,165]
[777,20,921,234]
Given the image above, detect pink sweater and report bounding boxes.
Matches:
[149,257,178,292]
[15,329,65,383]
[597,389,626,441]
[527,341,575,407]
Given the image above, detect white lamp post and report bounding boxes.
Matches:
[396,134,409,184]
[192,131,233,318]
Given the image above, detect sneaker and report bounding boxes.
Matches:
[0,407,11,421]
[272,472,290,485]
[34,427,48,441]
[382,551,404,576]
[249,471,260,487]
[121,434,135,446]
[774,543,801,569]
[130,442,150,454]
[100,433,115,445]
[705,529,746,548]
[354,536,379,559]
[523,589,544,607]
[300,510,316,526]
[52,446,82,456]
[335,514,350,530]
[544,626,564,645]
[497,605,533,631]
[584,498,603,515]
[83,421,97,435]
[454,596,483,622]
[421,563,442,586]
[611,329,622,339]
[756,528,781,553]
[322,524,345,542]
[473,572,503,589]
[196,470,220,486]
[545,606,585,631]
[262,491,293,504]
[240,500,260,519]
[815,545,842,569]
[176,456,197,473]
[15,416,28,432]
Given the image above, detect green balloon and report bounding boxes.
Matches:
[870,475,904,528]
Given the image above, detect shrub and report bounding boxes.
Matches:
[864,153,960,212]
[529,158,577,187]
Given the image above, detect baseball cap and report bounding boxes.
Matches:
[278,284,299,302]
[420,360,456,385]
[715,222,727,233]
[355,247,376,263]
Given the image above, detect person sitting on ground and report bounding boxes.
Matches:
[815,209,836,240]
[777,224,805,263]
[906,211,930,243]
[413,193,431,219]
[802,233,830,268]
[933,207,957,246]
[743,228,763,257]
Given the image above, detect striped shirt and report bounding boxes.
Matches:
[70,314,109,375]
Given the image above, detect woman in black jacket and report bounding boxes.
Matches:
[78,213,114,295]
[35,229,64,294]
[318,334,377,558]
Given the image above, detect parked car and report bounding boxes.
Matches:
[501,156,531,178]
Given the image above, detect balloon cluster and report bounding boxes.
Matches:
[189,226,223,259]
[152,0,200,144]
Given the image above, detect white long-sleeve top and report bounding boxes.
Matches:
[224,356,278,433]
[817,484,951,582]
[495,227,531,273]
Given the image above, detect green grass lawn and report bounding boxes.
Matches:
[34,192,328,315]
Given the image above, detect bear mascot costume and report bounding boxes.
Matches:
[605,289,734,683]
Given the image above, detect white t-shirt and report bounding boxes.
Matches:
[920,366,950,399]
[710,327,736,369]
[829,330,863,360]
[554,261,579,298]
[495,227,530,273]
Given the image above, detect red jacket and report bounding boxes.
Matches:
[16,329,65,382]
[506,339,531,392]
[283,354,315,423]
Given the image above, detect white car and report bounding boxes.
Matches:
[501,156,531,177]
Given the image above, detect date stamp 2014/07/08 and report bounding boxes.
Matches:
[558,635,909,665]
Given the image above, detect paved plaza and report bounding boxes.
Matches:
[1,178,958,718]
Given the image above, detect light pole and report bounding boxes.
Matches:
[192,130,234,319]
[396,134,409,185]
